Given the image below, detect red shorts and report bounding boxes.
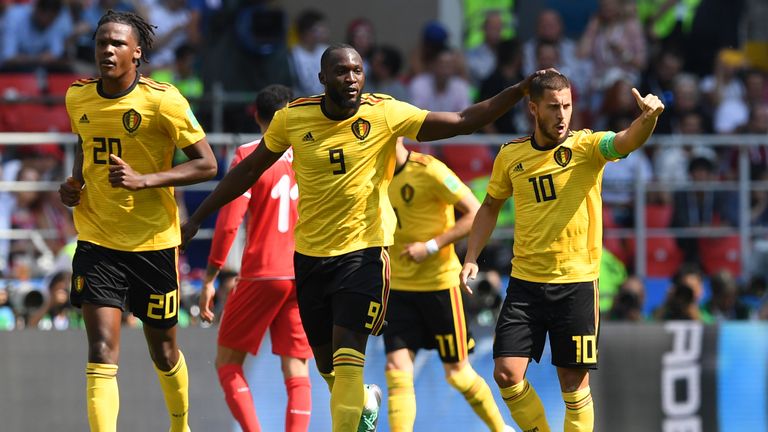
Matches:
[217,278,312,359]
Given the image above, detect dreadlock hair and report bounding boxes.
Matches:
[94,10,157,67]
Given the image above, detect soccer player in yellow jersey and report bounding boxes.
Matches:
[57,11,217,432]
[385,139,512,432]
[460,71,665,432]
[181,44,548,432]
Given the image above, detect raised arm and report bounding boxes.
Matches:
[416,70,552,142]
[459,194,506,294]
[180,141,284,248]
[612,88,665,156]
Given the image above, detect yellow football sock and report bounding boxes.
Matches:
[447,364,506,432]
[86,362,119,432]
[154,350,190,432]
[385,370,416,432]
[331,348,366,432]
[320,370,336,393]
[563,386,594,432]
[499,379,551,432]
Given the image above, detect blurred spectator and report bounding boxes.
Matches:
[28,270,83,330]
[636,0,701,52]
[655,73,712,134]
[409,46,471,112]
[671,156,738,265]
[407,20,467,80]
[749,166,768,227]
[464,10,505,86]
[345,17,375,72]
[0,284,15,330]
[653,111,715,189]
[608,275,645,321]
[477,39,525,134]
[146,0,199,71]
[743,69,768,107]
[577,0,647,111]
[366,44,409,102]
[463,0,514,49]
[702,270,751,321]
[701,49,749,134]
[1,0,73,72]
[655,263,706,321]
[288,9,328,97]
[522,9,582,88]
[151,43,203,103]
[743,0,768,72]
[684,0,745,76]
[638,48,684,109]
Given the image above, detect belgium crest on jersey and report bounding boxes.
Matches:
[122,109,142,133]
[351,118,371,140]
[554,146,572,167]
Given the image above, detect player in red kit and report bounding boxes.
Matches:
[199,84,312,432]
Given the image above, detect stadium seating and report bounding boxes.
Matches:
[645,204,674,228]
[47,73,89,96]
[627,235,683,277]
[440,144,495,181]
[0,73,42,98]
[0,104,71,132]
[698,235,741,275]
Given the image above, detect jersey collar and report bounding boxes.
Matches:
[97,72,140,99]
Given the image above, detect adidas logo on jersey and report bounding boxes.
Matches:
[302,132,314,142]
[79,114,90,123]
[513,162,524,172]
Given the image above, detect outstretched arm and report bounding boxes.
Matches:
[459,194,506,294]
[181,141,283,248]
[612,88,665,156]
[416,69,552,142]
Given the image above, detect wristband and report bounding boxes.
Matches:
[425,239,439,255]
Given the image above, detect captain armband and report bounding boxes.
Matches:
[598,132,627,160]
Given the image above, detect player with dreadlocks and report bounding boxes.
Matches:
[58,9,217,432]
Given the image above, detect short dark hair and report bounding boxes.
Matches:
[320,43,356,71]
[529,70,570,102]
[295,9,325,36]
[255,84,293,122]
[95,10,157,66]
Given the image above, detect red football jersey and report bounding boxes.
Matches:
[208,141,297,279]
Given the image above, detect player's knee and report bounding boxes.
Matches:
[88,340,118,364]
[493,366,518,388]
[149,346,177,371]
[281,357,309,378]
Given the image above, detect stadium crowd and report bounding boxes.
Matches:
[1,0,768,330]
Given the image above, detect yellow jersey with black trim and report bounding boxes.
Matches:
[487,129,616,283]
[388,152,471,291]
[66,74,206,252]
[264,93,429,257]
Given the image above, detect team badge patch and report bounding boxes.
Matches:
[351,118,371,140]
[122,109,142,133]
[554,146,572,167]
[74,276,85,293]
[401,184,414,203]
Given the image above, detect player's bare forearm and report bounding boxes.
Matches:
[73,136,84,184]
[416,70,553,141]
[142,139,218,188]
[434,192,481,248]
[614,89,665,155]
[189,142,282,225]
[203,262,221,285]
[464,195,504,264]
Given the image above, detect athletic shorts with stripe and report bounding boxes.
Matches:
[218,279,312,359]
[293,247,390,347]
[493,277,600,369]
[70,240,180,329]
[384,286,475,363]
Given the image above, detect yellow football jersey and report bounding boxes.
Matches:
[487,129,616,283]
[264,93,428,257]
[66,74,206,252]
[389,152,471,292]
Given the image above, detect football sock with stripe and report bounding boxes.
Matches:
[330,348,366,432]
[86,362,119,432]
[385,369,416,432]
[154,350,190,432]
[563,386,594,432]
[217,364,260,432]
[499,379,551,432]
[319,370,335,392]
[285,376,312,432]
[447,364,506,431]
